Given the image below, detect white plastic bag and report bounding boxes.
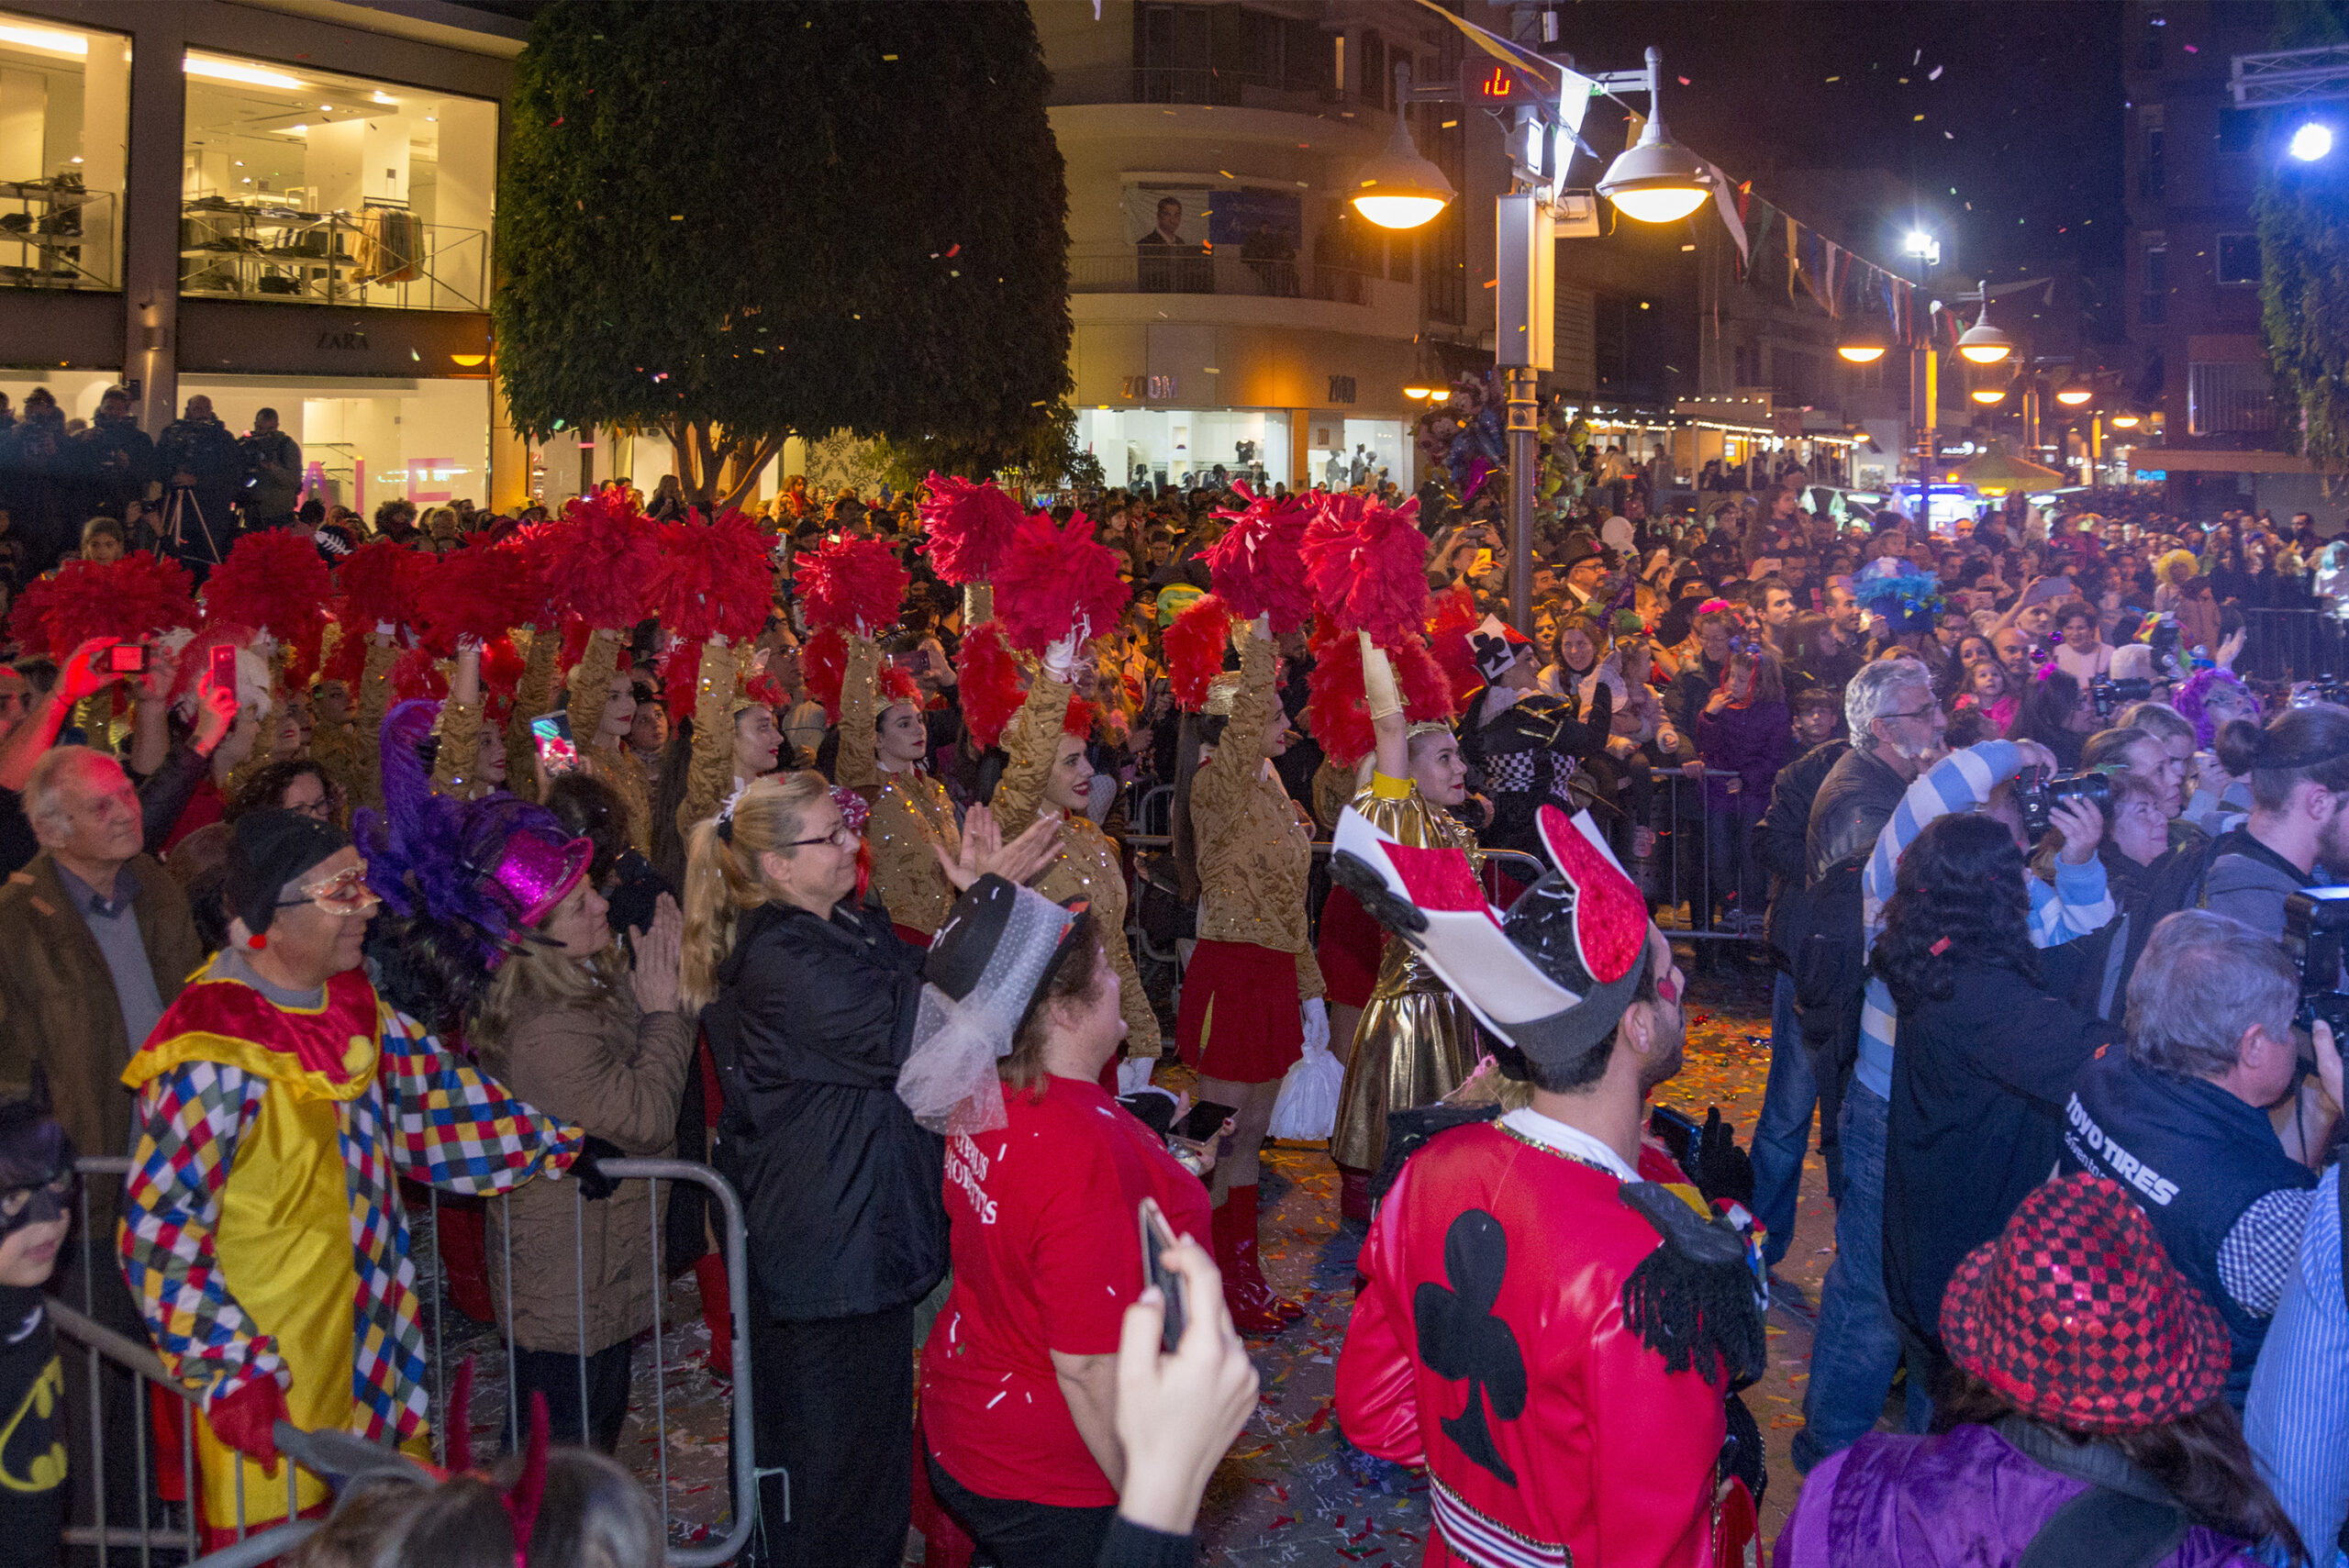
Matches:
[1266,1039,1343,1141]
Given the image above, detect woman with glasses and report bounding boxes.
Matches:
[682,772,1054,1568]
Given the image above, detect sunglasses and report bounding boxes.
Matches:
[276,863,382,917]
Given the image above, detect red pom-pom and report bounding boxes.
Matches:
[647,510,775,645]
[1425,584,1484,711]
[741,665,789,711]
[659,637,702,706]
[1300,493,1429,645]
[918,473,1024,585]
[499,522,562,628]
[801,626,848,723]
[879,663,923,710]
[1162,594,1232,713]
[953,620,1024,751]
[1304,630,1372,766]
[1391,633,1456,723]
[204,529,332,670]
[413,533,538,656]
[333,539,423,635]
[1204,486,1312,635]
[8,552,198,661]
[544,490,658,628]
[1063,694,1097,739]
[389,646,448,704]
[798,536,910,636]
[993,511,1130,654]
[557,617,596,678]
[480,634,528,713]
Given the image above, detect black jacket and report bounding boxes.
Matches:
[1883,962,2120,1351]
[700,895,946,1321]
[72,413,156,520]
[1804,744,1910,884]
[1761,740,1849,898]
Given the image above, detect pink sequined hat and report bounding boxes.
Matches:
[486,830,593,929]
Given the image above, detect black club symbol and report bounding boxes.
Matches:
[1411,1208,1528,1487]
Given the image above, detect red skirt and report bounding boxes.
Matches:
[1315,884,1385,1009]
[1176,940,1303,1084]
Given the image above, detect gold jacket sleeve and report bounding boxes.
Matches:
[504,628,557,790]
[836,634,881,791]
[678,639,740,837]
[993,669,1067,840]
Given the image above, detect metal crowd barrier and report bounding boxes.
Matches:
[55,1154,755,1568]
[2241,606,2345,684]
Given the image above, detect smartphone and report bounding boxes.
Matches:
[1174,1098,1237,1144]
[208,643,238,693]
[106,643,149,676]
[1139,1197,1187,1353]
[1469,547,1495,576]
[1649,1104,1699,1171]
[529,710,580,775]
[891,648,932,678]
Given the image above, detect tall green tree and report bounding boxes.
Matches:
[2256,0,2349,474]
[495,0,1071,509]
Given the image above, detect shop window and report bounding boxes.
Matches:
[2188,360,2273,435]
[2215,231,2260,286]
[181,374,491,518]
[0,12,128,292]
[180,51,495,311]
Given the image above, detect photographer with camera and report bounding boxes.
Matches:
[2061,910,2341,1407]
[1795,729,2117,1472]
[2201,705,2349,938]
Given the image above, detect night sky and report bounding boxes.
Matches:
[1551,0,2126,281]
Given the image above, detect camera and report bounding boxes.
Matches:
[2012,764,2112,836]
[2088,674,2152,720]
[2282,887,2349,1064]
[2294,674,2349,709]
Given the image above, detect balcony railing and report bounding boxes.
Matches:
[1070,244,1379,304]
[0,183,117,292]
[1047,65,1361,113]
[178,200,486,312]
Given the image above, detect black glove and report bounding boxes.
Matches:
[569,1135,625,1203]
[1692,1106,1755,1208]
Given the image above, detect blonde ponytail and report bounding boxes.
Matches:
[679,770,834,1014]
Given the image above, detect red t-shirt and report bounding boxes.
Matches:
[921,1074,1213,1507]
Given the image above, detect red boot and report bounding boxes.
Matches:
[1215,1185,1305,1333]
[693,1252,734,1383]
[1338,1165,1373,1225]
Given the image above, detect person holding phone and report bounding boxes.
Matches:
[897,876,1213,1568]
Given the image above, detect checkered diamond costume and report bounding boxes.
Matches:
[118,956,581,1529]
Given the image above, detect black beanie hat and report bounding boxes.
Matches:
[225,808,351,937]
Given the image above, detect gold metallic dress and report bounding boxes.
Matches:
[994,670,1162,1056]
[1329,775,1486,1173]
[837,634,957,937]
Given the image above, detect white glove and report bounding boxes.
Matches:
[1301,996,1330,1054]
[1116,1056,1156,1095]
[1042,629,1083,683]
[1360,630,1402,722]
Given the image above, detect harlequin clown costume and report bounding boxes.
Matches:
[1330,803,1767,1568]
[117,810,585,1539]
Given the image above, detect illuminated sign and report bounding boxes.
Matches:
[1476,67,1516,100]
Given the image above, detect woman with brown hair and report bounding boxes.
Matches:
[835,633,958,945]
[683,773,1052,1568]
[899,877,1214,1568]
[1170,615,1324,1334]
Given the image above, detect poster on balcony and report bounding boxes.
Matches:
[1124,186,1213,293]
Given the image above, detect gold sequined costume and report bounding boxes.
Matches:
[1190,631,1324,999]
[1329,773,1486,1173]
[993,669,1161,1057]
[677,638,744,836]
[566,628,651,851]
[837,634,957,937]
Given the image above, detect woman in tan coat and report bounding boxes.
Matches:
[473,875,693,1452]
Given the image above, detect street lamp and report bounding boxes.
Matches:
[2110,410,2142,429]
[2290,121,2334,161]
[1957,280,2014,365]
[2055,381,2095,406]
[1903,228,1943,267]
[1970,385,2009,406]
[1837,328,1889,364]
[1351,65,1455,230]
[1596,52,1712,222]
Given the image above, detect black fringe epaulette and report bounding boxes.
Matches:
[1617,1181,1767,1389]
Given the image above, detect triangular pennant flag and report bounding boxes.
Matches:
[1702,161,1749,268]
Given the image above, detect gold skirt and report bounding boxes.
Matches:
[1330,987,1484,1173]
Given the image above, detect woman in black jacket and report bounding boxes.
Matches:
[683,770,1053,1568]
[1876,812,2121,1419]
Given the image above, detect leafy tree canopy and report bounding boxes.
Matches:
[495,0,1071,506]
[2256,0,2349,473]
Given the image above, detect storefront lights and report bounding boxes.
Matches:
[185,56,304,90]
[0,23,88,57]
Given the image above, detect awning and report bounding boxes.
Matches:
[1952,439,2065,493]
